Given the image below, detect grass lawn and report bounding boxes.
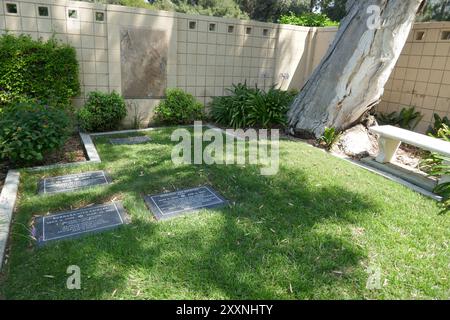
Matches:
[0,128,448,299]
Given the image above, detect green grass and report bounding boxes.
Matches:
[0,128,449,299]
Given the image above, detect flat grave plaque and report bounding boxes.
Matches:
[144,186,228,220]
[110,136,151,145]
[32,202,130,246]
[38,171,111,194]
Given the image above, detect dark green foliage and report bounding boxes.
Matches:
[0,34,80,109]
[77,91,127,132]
[0,102,71,164]
[279,12,339,27]
[247,87,297,128]
[434,181,450,213]
[154,88,205,125]
[311,0,348,22]
[428,113,450,136]
[418,121,450,213]
[376,107,423,130]
[109,0,350,22]
[418,0,450,22]
[113,0,248,19]
[211,83,296,129]
[237,0,309,22]
[319,127,341,150]
[429,153,450,213]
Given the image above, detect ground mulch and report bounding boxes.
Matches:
[0,135,86,193]
[40,135,86,166]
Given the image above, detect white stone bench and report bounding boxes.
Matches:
[370,125,450,184]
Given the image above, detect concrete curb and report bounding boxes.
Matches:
[0,131,102,270]
[331,152,441,201]
[0,170,20,271]
[0,126,190,269]
[208,125,441,201]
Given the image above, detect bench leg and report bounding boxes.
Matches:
[375,137,401,163]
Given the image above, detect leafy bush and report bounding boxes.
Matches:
[429,113,450,136]
[77,91,127,132]
[376,107,423,130]
[279,12,339,27]
[117,0,248,19]
[154,88,204,125]
[247,87,297,128]
[417,122,450,212]
[427,154,450,213]
[319,127,341,150]
[211,83,258,129]
[420,124,450,174]
[211,83,296,129]
[0,102,71,164]
[0,34,80,109]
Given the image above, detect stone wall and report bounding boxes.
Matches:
[3,1,448,131]
[378,22,450,133]
[0,0,336,126]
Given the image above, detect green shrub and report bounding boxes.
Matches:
[376,107,423,130]
[211,83,296,129]
[77,91,127,132]
[428,154,450,213]
[0,102,71,164]
[417,122,450,212]
[154,88,204,125]
[279,12,339,27]
[247,87,297,128]
[420,124,450,174]
[211,83,258,129]
[319,127,341,150]
[0,34,80,109]
[429,113,450,136]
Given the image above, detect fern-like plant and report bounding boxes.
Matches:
[319,127,341,150]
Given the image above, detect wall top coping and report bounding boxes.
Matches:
[413,21,450,29]
[11,0,339,31]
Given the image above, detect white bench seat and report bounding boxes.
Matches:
[370,125,450,158]
[370,125,450,185]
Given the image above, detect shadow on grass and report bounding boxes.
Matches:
[2,132,377,299]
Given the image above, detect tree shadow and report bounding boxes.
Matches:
[2,132,378,299]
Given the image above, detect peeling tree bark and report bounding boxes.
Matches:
[287,0,426,138]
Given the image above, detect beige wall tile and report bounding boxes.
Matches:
[419,56,433,69]
[21,17,37,32]
[436,43,450,56]
[439,84,450,98]
[422,43,436,56]
[5,16,22,30]
[436,97,450,112]
[426,83,440,96]
[20,2,36,18]
[429,70,444,83]
[432,56,447,70]
[417,69,431,82]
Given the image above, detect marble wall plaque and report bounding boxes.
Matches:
[38,171,111,194]
[120,28,168,98]
[33,202,130,246]
[110,136,151,145]
[144,186,228,220]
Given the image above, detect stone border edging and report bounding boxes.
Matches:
[0,125,193,269]
[0,170,20,271]
[1,124,439,271]
[0,131,102,270]
[207,125,441,201]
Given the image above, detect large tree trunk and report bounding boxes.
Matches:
[287,0,426,138]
